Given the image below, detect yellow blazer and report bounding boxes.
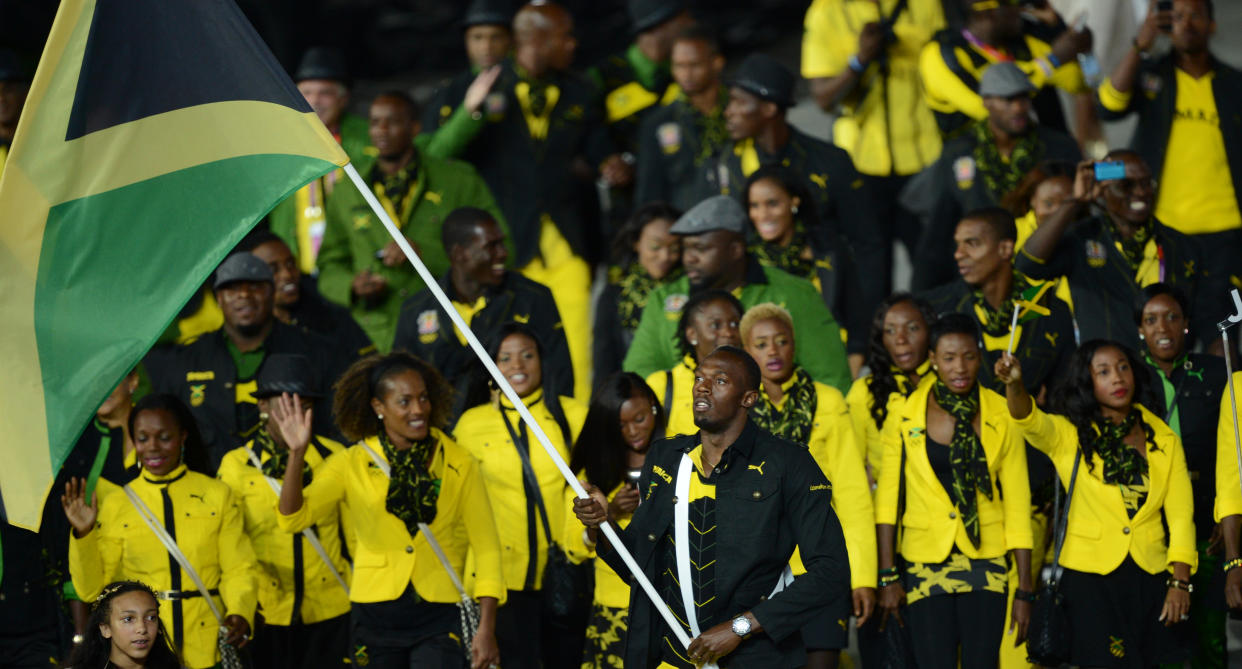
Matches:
[218,436,351,626]
[1215,372,1242,521]
[70,465,259,669]
[277,429,506,604]
[453,390,587,591]
[767,377,877,589]
[646,355,697,438]
[875,378,1033,563]
[846,375,904,485]
[1016,404,1197,575]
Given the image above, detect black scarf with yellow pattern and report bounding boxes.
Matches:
[750,222,815,281]
[379,431,441,536]
[750,368,818,445]
[931,380,993,548]
[613,262,678,331]
[971,120,1043,201]
[253,425,311,486]
[1109,220,1154,273]
[1093,410,1147,486]
[971,272,1034,337]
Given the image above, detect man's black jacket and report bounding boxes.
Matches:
[449,60,614,266]
[1096,53,1242,205]
[391,272,573,421]
[599,421,849,668]
[922,278,1077,396]
[144,322,346,471]
[1015,214,1220,349]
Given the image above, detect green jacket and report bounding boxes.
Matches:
[267,112,376,256]
[316,145,507,351]
[622,259,852,393]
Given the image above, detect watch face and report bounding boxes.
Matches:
[732,616,751,636]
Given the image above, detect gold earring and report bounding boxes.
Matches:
[259,412,269,422]
[377,414,384,421]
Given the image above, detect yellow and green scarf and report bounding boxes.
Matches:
[932,380,992,548]
[379,431,441,536]
[750,368,818,445]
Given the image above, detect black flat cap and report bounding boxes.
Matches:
[729,53,796,108]
[294,46,350,86]
[464,0,514,29]
[254,354,324,399]
[214,253,274,290]
[629,0,687,34]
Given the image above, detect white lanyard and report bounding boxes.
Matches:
[673,452,793,664]
[245,447,350,594]
[674,454,720,669]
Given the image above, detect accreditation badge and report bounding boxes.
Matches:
[189,384,206,407]
[1085,240,1107,267]
[953,156,976,190]
[485,92,506,121]
[657,122,682,155]
[1141,73,1163,98]
[664,293,688,320]
[417,310,440,344]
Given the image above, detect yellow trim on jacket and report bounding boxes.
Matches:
[453,390,587,591]
[276,428,506,605]
[69,464,259,669]
[646,355,697,438]
[875,378,1033,563]
[218,437,351,626]
[1015,403,1197,575]
[778,378,877,589]
[1214,373,1242,521]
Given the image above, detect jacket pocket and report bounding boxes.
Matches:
[901,512,930,529]
[1066,514,1102,539]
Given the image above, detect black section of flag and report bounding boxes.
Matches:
[66,0,311,140]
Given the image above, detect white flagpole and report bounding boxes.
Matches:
[342,164,693,650]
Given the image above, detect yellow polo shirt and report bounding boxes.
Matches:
[1153,70,1242,235]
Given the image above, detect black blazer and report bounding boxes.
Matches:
[599,421,850,668]
[144,322,346,471]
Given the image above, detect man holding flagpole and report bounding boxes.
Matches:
[574,345,849,668]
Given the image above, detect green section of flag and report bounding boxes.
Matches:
[34,154,338,471]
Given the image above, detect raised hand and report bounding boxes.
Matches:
[464,65,502,114]
[270,393,313,457]
[61,477,98,537]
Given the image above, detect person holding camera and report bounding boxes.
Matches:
[1015,151,1218,352]
[801,0,947,296]
[1097,0,1242,311]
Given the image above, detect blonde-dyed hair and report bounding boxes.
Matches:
[740,302,794,346]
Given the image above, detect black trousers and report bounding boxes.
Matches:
[905,590,1007,669]
[494,588,586,669]
[250,612,351,668]
[351,586,464,669]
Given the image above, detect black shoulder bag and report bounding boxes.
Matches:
[1026,449,1082,666]
[501,410,593,620]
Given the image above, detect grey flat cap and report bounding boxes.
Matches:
[669,195,747,235]
[978,62,1035,98]
[214,252,274,290]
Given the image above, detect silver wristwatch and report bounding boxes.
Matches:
[731,615,752,638]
